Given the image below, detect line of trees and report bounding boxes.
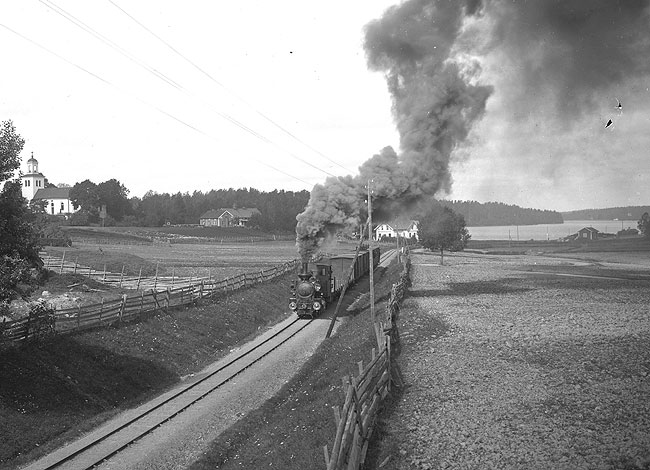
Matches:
[67,181,310,233]
[439,200,563,226]
[562,206,650,221]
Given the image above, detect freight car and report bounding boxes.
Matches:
[289,247,380,318]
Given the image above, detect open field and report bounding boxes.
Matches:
[367,248,650,470]
[60,225,292,244]
[44,241,300,279]
[467,235,650,256]
[43,239,368,279]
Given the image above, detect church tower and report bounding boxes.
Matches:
[21,152,45,201]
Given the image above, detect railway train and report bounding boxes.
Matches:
[289,247,380,318]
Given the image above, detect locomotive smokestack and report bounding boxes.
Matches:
[301,262,309,274]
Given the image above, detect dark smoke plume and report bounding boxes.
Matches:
[296,0,492,260]
[486,0,650,121]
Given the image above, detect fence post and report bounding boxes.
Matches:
[74,257,78,275]
[154,263,159,291]
[323,445,329,468]
[60,250,66,274]
[137,267,142,290]
[119,294,127,323]
[119,265,125,287]
[77,304,81,329]
[100,298,104,323]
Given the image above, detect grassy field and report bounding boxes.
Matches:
[467,235,650,255]
[44,241,300,278]
[61,225,289,242]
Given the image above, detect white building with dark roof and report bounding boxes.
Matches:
[34,187,76,215]
[21,153,77,215]
[374,220,419,241]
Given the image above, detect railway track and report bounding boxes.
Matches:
[24,317,313,470]
[25,248,394,470]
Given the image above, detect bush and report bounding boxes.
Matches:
[0,255,41,302]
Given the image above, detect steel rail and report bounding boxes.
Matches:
[38,317,311,470]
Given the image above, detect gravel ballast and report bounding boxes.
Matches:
[375,251,650,470]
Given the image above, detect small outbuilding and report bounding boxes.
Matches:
[577,226,600,241]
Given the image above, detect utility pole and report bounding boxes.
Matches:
[395,220,401,263]
[367,180,379,347]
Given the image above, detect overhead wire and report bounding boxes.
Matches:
[0,23,313,187]
[106,0,355,175]
[39,0,338,179]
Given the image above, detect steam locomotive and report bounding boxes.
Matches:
[289,247,380,318]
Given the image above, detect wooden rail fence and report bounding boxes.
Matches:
[1,259,300,347]
[323,253,409,470]
[39,253,297,291]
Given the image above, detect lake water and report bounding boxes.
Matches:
[467,220,639,241]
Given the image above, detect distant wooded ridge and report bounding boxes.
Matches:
[561,206,650,221]
[438,200,563,227]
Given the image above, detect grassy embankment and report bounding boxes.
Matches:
[0,248,295,469]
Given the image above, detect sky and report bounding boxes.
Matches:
[1,0,650,212]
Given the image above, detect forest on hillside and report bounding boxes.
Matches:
[562,206,650,221]
[66,182,310,233]
[64,178,567,231]
[438,200,564,227]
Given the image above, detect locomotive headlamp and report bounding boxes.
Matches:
[289,301,297,310]
[313,301,321,310]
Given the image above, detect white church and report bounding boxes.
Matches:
[21,153,77,216]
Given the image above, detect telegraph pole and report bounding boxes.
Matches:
[367,181,379,347]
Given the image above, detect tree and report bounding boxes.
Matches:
[97,178,131,221]
[69,179,100,224]
[69,178,132,224]
[0,121,43,305]
[419,204,470,265]
[0,120,24,182]
[638,212,650,238]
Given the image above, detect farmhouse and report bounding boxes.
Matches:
[199,207,261,227]
[21,153,77,216]
[374,220,419,241]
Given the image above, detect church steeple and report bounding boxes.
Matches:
[27,152,39,174]
[21,152,45,201]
